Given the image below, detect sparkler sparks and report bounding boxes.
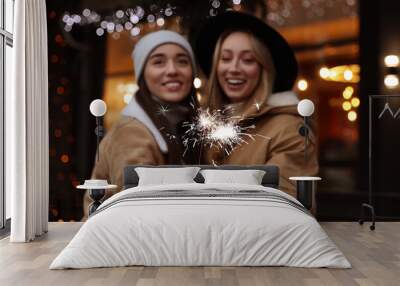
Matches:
[183,108,260,156]
[156,105,170,115]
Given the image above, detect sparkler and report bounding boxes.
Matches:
[156,104,170,115]
[182,108,262,159]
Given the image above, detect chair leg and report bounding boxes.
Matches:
[359,203,375,231]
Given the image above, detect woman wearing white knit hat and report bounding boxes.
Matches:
[83,30,199,219]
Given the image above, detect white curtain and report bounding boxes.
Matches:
[7,0,49,242]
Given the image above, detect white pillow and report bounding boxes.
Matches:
[135,167,200,186]
[200,169,266,185]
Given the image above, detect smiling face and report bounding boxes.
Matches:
[143,44,193,103]
[217,32,262,103]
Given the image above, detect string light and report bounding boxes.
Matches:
[62,5,177,34]
[343,69,353,81]
[62,1,356,36]
[55,34,64,44]
[60,154,70,164]
[297,79,308,91]
[147,14,155,23]
[351,97,360,108]
[56,86,65,95]
[124,22,133,30]
[116,10,125,18]
[49,1,77,222]
[156,17,165,26]
[165,8,173,16]
[348,111,357,122]
[267,0,356,26]
[319,67,330,79]
[96,28,104,36]
[384,74,399,88]
[342,86,353,99]
[384,55,399,67]
[130,14,140,24]
[115,24,124,32]
[342,101,352,111]
[320,65,360,83]
[131,27,141,36]
[212,0,221,8]
[209,8,217,16]
[82,8,91,17]
[193,77,202,89]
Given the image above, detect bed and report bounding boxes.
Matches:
[50,165,350,269]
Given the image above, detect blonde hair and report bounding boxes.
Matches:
[205,31,276,118]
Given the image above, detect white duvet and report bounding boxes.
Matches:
[50,183,351,269]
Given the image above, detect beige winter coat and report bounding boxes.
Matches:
[204,91,319,199]
[83,97,167,219]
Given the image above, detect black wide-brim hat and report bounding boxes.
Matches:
[195,11,298,92]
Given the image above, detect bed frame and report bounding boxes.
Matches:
[123,165,280,189]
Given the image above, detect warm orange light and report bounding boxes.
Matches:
[351,97,360,108]
[384,74,399,88]
[342,86,354,99]
[196,92,202,102]
[56,86,65,95]
[344,69,353,81]
[320,65,360,83]
[342,101,352,111]
[348,111,357,121]
[62,104,70,113]
[319,67,330,79]
[384,55,399,67]
[55,34,64,44]
[297,79,308,91]
[61,154,69,163]
[194,77,202,89]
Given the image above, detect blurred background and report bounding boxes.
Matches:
[45,0,400,221]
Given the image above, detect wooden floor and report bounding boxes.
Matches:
[0,222,399,286]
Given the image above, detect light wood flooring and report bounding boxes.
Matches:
[0,222,399,286]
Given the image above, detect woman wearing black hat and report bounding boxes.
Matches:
[196,12,318,198]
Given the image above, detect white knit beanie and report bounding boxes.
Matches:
[132,30,197,80]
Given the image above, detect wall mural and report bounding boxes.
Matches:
[47,0,359,222]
